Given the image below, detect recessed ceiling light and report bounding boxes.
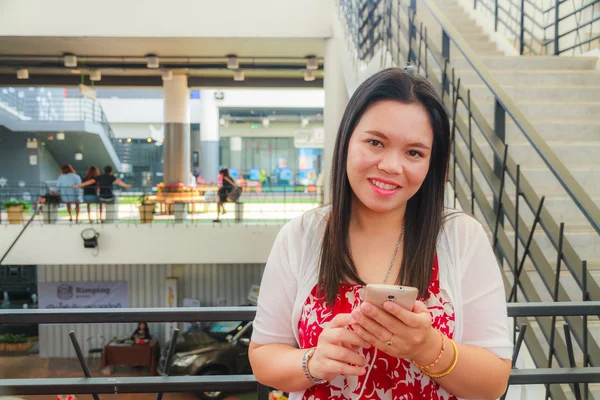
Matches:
[227,55,239,69]
[233,70,245,81]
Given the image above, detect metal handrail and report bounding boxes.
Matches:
[419,0,600,236]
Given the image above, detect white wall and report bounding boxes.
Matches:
[0,224,282,265]
[0,0,332,38]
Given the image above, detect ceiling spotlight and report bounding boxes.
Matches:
[233,70,245,81]
[74,152,83,161]
[56,132,65,140]
[17,69,29,80]
[147,54,160,69]
[227,54,239,70]
[64,54,77,68]
[301,118,310,128]
[118,138,123,143]
[146,138,152,143]
[126,138,132,143]
[306,55,318,70]
[262,118,270,127]
[162,70,173,81]
[90,70,101,81]
[26,138,38,149]
[304,70,315,82]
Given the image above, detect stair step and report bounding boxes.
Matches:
[458,141,600,169]
[456,69,600,86]
[504,120,600,142]
[452,40,498,53]
[458,101,600,122]
[450,55,598,70]
[504,229,600,263]
[467,85,600,102]
[455,168,600,198]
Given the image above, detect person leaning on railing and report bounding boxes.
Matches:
[75,166,132,221]
[249,68,512,400]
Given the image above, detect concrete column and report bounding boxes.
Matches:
[163,75,191,184]
[200,90,220,182]
[323,38,349,205]
[229,136,243,170]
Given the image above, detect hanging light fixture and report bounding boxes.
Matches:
[262,118,270,127]
[301,117,310,128]
[17,69,29,79]
[64,54,77,68]
[90,70,101,81]
[304,70,315,82]
[146,54,160,69]
[26,138,38,149]
[227,54,239,69]
[306,56,318,70]
[233,70,245,81]
[74,152,83,161]
[162,70,173,81]
[56,132,65,140]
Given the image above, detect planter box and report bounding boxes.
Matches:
[4,341,31,352]
[138,204,155,224]
[7,205,24,224]
[0,343,5,351]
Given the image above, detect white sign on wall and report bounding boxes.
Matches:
[38,281,128,309]
[294,128,324,148]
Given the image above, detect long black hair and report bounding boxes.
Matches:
[318,67,451,305]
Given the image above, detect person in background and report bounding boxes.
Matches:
[57,164,82,223]
[131,322,151,344]
[82,166,100,223]
[213,168,235,223]
[75,166,132,222]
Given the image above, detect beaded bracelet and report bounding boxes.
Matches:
[413,329,446,370]
[422,339,459,379]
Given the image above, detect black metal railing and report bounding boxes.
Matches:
[0,86,116,141]
[473,0,599,55]
[1,303,600,398]
[0,183,324,226]
[338,0,600,398]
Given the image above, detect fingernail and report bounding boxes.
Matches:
[360,368,367,375]
[383,301,394,311]
[362,303,373,313]
[351,310,361,320]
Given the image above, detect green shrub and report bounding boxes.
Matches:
[0,333,28,344]
[3,200,31,211]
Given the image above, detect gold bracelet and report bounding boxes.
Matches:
[422,339,459,379]
[413,330,446,370]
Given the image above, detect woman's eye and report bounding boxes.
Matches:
[367,139,383,148]
[408,150,423,158]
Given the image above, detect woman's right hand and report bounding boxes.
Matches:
[307,313,371,382]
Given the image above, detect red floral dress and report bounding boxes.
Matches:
[298,256,457,400]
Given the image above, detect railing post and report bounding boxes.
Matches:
[442,30,450,64]
[495,0,499,31]
[554,0,560,55]
[519,0,526,54]
[493,99,506,218]
[408,0,417,63]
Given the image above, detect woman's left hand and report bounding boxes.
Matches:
[350,301,440,361]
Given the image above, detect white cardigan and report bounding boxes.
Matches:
[252,207,513,397]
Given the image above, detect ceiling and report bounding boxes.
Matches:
[0,36,326,88]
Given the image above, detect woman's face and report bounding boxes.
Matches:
[346,100,434,214]
[139,323,146,330]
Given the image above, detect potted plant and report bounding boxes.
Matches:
[138,195,156,224]
[3,200,31,224]
[40,190,61,224]
[0,334,6,352]
[1,333,31,352]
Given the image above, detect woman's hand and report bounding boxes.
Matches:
[73,185,79,189]
[307,313,372,382]
[350,301,441,363]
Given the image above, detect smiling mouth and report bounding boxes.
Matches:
[369,179,400,191]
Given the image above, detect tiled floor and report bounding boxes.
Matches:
[0,354,256,400]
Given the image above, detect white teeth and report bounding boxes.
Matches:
[371,179,399,190]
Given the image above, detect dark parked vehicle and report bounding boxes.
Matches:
[158,320,253,400]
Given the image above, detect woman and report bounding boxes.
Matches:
[131,322,151,344]
[76,166,132,222]
[82,166,100,222]
[248,68,512,399]
[213,168,235,223]
[56,164,81,223]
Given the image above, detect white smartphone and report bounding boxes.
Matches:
[364,284,418,311]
